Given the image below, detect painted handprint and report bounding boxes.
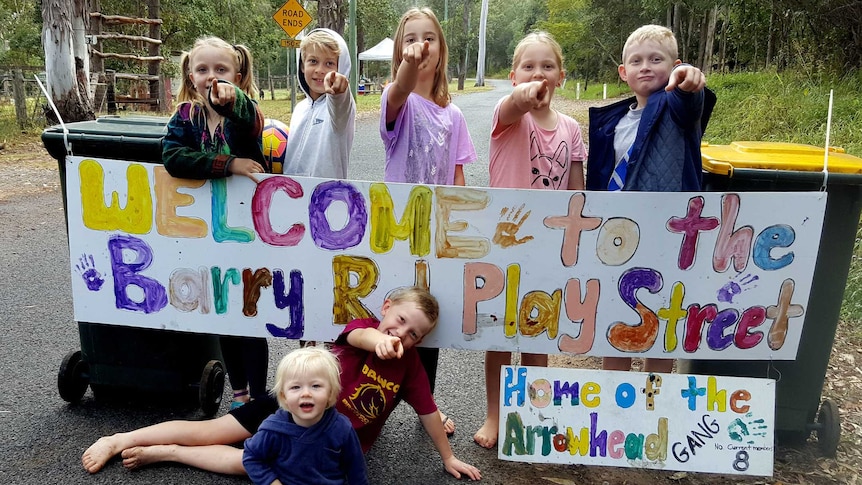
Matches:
[727,412,769,444]
[75,254,105,291]
[717,273,759,303]
[492,204,534,248]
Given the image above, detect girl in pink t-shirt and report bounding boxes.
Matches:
[474,31,586,449]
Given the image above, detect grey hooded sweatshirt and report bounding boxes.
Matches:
[282,28,356,179]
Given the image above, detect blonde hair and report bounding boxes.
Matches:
[272,347,342,410]
[301,30,341,58]
[622,24,678,62]
[391,7,450,108]
[512,31,564,73]
[386,286,440,332]
[177,36,258,111]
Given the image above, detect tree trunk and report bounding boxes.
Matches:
[671,3,682,39]
[106,70,117,114]
[268,64,275,102]
[42,0,94,123]
[13,70,28,129]
[475,0,488,87]
[459,0,470,90]
[719,7,728,73]
[685,14,695,62]
[73,0,91,99]
[89,0,103,73]
[317,0,345,35]
[766,2,776,68]
[696,12,709,70]
[667,5,672,32]
[702,5,718,75]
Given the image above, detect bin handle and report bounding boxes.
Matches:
[34,74,72,156]
[820,89,834,191]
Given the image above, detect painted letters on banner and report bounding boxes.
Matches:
[64,156,827,359]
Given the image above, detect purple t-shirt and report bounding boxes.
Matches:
[380,85,476,184]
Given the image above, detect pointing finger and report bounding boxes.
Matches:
[324,71,335,94]
[537,79,548,98]
[666,68,683,92]
[210,79,221,103]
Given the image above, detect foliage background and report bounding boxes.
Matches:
[5,1,861,84]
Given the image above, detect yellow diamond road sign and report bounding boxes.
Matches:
[273,0,312,38]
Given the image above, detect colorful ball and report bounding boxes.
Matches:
[262,118,289,174]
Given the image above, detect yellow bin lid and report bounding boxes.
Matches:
[701,141,862,176]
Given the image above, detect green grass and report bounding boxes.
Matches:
[842,223,862,324]
[704,70,862,156]
[0,98,46,142]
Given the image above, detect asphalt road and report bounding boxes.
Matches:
[0,79,605,485]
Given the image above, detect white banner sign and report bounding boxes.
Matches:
[64,156,827,359]
[498,366,775,476]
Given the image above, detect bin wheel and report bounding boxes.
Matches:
[816,399,841,457]
[58,350,89,402]
[199,360,225,417]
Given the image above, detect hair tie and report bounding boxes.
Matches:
[233,45,245,72]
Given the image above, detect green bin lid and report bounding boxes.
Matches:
[42,115,168,164]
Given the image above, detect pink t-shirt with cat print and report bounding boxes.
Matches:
[489,98,586,190]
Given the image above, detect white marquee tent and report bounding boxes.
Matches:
[358,38,394,61]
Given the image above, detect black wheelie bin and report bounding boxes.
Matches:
[43,115,225,416]
[679,141,862,457]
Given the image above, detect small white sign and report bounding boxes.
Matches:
[498,366,775,476]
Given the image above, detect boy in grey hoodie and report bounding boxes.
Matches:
[282,28,355,179]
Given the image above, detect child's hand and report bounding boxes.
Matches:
[442,456,481,481]
[666,65,706,93]
[210,79,237,106]
[324,71,349,95]
[228,157,264,183]
[402,40,431,71]
[512,80,551,111]
[374,335,404,360]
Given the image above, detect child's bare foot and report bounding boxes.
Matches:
[473,418,498,449]
[121,445,174,470]
[82,436,123,473]
[440,411,456,437]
